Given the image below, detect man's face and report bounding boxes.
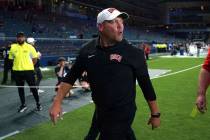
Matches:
[59,61,65,66]
[17,36,25,44]
[30,42,35,46]
[99,17,124,42]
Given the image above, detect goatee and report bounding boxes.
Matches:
[17,41,24,45]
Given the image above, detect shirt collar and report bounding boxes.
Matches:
[95,37,127,51]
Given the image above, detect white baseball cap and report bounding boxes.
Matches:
[27,37,36,44]
[97,8,129,25]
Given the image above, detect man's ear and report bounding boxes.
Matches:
[98,23,104,32]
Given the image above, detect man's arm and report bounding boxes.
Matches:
[30,45,38,65]
[196,68,210,112]
[49,82,73,124]
[135,49,160,129]
[49,51,85,124]
[138,78,161,129]
[49,46,86,124]
[140,77,160,129]
[197,68,210,96]
[147,100,160,129]
[57,66,64,77]
[196,47,210,113]
[147,100,160,114]
[32,58,37,65]
[8,46,14,67]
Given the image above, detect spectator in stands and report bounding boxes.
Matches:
[54,57,71,98]
[196,44,210,113]
[9,32,42,112]
[179,43,185,56]
[27,37,44,94]
[185,43,189,56]
[171,44,177,56]
[49,8,160,140]
[1,43,14,84]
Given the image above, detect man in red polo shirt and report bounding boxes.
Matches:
[144,44,151,60]
[196,44,210,113]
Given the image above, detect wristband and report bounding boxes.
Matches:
[151,112,161,118]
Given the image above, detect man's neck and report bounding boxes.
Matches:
[18,42,25,46]
[100,37,116,48]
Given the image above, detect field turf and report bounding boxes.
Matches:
[6,57,210,140]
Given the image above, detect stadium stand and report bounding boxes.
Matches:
[0,0,209,66]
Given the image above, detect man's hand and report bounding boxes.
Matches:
[196,94,207,113]
[49,101,63,125]
[147,117,160,130]
[49,82,72,125]
[147,100,160,130]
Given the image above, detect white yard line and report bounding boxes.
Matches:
[0,131,20,140]
[151,64,202,80]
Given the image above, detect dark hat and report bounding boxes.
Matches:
[58,57,66,62]
[16,32,25,37]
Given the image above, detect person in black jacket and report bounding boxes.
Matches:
[54,57,71,97]
[50,8,160,140]
[1,43,14,84]
[27,37,44,93]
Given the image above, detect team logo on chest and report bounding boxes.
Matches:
[110,54,122,62]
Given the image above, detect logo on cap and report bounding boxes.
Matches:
[108,8,116,13]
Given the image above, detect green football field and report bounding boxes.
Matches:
[6,57,210,140]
